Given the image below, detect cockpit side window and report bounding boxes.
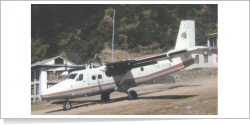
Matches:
[77,74,83,81]
[67,74,77,79]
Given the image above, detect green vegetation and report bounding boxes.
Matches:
[31,4,217,64]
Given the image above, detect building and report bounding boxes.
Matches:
[184,33,218,70]
[31,56,77,102]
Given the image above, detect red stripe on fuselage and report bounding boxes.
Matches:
[42,58,195,98]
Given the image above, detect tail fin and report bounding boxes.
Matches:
[174,20,195,50]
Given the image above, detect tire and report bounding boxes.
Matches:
[101,93,110,102]
[63,101,72,110]
[128,90,137,100]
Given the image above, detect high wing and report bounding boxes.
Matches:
[104,53,166,77]
[104,46,208,77]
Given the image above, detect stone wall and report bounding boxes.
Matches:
[147,68,218,84]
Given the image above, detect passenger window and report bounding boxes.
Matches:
[98,74,102,79]
[141,67,144,71]
[92,75,96,80]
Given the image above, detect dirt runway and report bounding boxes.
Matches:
[32,75,217,115]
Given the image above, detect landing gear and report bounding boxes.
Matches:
[101,93,110,102]
[63,99,72,110]
[115,85,138,100]
[128,90,137,100]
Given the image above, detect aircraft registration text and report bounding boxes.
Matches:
[154,63,171,69]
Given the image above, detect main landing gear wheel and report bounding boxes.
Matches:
[63,99,72,110]
[101,93,110,102]
[128,90,137,100]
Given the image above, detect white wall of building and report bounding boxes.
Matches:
[39,67,47,101]
[212,54,218,68]
[31,56,78,102]
[185,50,218,70]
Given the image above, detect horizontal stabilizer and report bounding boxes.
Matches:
[167,46,209,58]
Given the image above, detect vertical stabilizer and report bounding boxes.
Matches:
[174,20,195,50]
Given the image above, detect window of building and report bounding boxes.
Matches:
[195,55,199,64]
[209,38,217,47]
[204,55,208,63]
[98,74,102,79]
[61,75,67,80]
[55,58,63,64]
[36,84,39,95]
[77,74,83,81]
[36,70,40,81]
[31,71,34,82]
[47,71,68,81]
[209,41,213,47]
[92,75,96,80]
[31,85,34,95]
[56,71,62,80]
[47,71,55,81]
[141,67,144,71]
[214,40,217,47]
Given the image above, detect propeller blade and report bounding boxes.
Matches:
[94,53,102,66]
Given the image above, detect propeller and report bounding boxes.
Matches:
[93,53,107,72]
[94,53,103,66]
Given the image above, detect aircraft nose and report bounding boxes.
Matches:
[40,80,68,99]
[41,89,50,99]
[41,86,57,99]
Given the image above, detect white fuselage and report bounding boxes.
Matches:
[41,55,196,99]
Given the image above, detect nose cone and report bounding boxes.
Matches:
[41,89,51,99]
[41,87,55,100]
[41,79,73,99]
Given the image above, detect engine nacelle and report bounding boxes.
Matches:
[105,60,134,77]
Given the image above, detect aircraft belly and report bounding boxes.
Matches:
[101,83,116,91]
[42,83,114,99]
[71,83,116,98]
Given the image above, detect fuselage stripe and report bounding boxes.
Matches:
[42,58,195,97]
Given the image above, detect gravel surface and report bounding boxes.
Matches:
[32,74,218,115]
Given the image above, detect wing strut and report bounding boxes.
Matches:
[118,70,132,85]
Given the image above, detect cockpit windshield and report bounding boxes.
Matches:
[67,74,77,79]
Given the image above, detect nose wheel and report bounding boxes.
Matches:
[63,99,72,110]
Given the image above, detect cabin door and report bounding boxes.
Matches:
[89,72,104,92]
[96,72,104,92]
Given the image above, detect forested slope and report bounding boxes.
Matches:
[31,4,217,64]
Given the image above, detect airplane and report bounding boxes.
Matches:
[41,20,209,110]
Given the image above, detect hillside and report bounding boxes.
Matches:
[31,4,217,64]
